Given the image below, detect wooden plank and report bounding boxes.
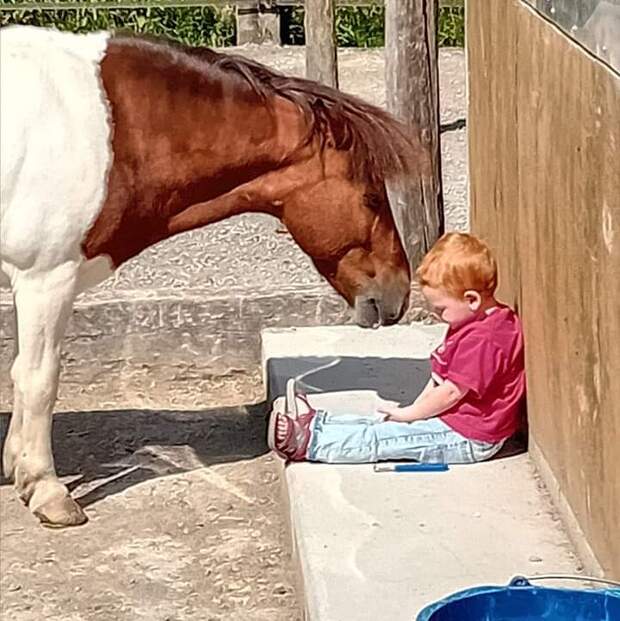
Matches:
[304,0,338,87]
[384,0,443,267]
[260,0,280,43]
[516,1,620,579]
[236,2,261,45]
[466,0,520,308]
[468,0,620,577]
[236,1,280,45]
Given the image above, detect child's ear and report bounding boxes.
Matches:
[464,290,482,311]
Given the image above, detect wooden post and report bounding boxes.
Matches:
[385,0,443,268]
[236,2,281,45]
[259,1,281,44]
[304,0,338,88]
[236,3,260,44]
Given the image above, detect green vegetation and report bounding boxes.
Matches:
[1,2,464,48]
[1,2,236,47]
[438,6,464,47]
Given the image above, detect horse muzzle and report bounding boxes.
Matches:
[353,287,409,328]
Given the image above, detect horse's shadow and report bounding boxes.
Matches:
[0,403,270,508]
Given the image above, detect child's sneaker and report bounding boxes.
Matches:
[268,377,317,461]
[285,377,315,422]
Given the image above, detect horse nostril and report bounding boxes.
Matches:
[383,304,405,325]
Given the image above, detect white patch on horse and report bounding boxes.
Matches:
[1,26,113,272]
[0,26,114,525]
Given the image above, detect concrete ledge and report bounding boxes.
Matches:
[285,457,582,621]
[1,285,351,409]
[261,324,583,620]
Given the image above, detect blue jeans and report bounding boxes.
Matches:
[306,411,504,464]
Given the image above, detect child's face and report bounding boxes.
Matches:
[422,286,481,328]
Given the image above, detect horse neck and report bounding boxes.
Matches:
[100,40,307,218]
[84,42,313,266]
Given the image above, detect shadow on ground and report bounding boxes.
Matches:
[1,392,525,513]
[0,403,270,509]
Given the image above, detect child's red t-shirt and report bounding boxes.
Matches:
[431,305,525,443]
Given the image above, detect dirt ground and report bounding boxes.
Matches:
[0,45,466,621]
[0,399,300,621]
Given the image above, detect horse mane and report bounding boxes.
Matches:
[112,33,426,184]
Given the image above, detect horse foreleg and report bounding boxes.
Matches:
[8,263,86,527]
[3,377,23,479]
[3,309,22,478]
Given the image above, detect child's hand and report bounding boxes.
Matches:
[377,405,414,422]
[375,397,399,411]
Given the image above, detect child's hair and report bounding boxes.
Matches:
[416,233,498,298]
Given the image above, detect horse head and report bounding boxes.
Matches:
[281,171,411,328]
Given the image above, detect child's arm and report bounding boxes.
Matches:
[412,377,437,405]
[378,380,467,422]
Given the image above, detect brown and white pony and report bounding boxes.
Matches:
[0,25,427,527]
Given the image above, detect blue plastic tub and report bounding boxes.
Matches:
[417,577,620,621]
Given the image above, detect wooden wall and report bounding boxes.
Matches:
[467,0,620,576]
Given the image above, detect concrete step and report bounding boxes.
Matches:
[0,282,350,410]
[261,324,583,621]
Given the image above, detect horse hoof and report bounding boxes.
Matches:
[1,456,16,482]
[32,494,88,528]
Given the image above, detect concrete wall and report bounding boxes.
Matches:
[467,0,620,576]
[0,286,352,411]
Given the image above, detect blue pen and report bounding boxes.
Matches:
[373,462,449,472]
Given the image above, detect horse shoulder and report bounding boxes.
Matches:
[0,27,114,277]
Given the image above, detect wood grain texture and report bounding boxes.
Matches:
[305,0,338,87]
[236,2,281,45]
[385,0,443,267]
[468,0,620,576]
